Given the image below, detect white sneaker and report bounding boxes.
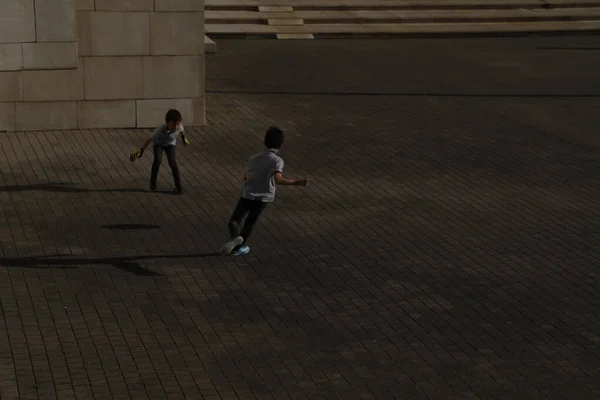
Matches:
[232,245,250,256]
[220,236,244,255]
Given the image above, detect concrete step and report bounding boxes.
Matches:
[206,0,600,10]
[205,35,217,53]
[293,1,600,11]
[204,0,600,38]
[206,19,600,36]
[206,8,600,24]
[304,9,600,23]
[276,33,315,39]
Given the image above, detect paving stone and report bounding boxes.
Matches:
[1,36,600,399]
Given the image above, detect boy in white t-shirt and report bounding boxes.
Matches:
[220,127,309,256]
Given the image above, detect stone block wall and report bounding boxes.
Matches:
[0,0,78,71]
[0,0,205,131]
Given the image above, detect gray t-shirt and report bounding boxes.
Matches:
[241,149,284,202]
[151,123,184,147]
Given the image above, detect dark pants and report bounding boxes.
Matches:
[150,145,181,190]
[228,198,268,244]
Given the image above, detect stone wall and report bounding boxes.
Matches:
[0,0,205,131]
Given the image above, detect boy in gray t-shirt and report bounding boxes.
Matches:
[220,127,309,256]
[130,109,190,194]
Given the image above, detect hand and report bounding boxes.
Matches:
[183,135,190,145]
[295,178,309,186]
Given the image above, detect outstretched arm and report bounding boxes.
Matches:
[274,172,309,186]
[130,129,158,161]
[141,137,152,150]
[130,138,152,161]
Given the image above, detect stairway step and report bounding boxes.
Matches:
[204,35,217,53]
[268,18,305,26]
[307,8,600,22]
[259,6,294,12]
[276,33,315,39]
[206,0,600,10]
[312,19,600,33]
[205,0,600,38]
[206,19,600,35]
[206,8,600,24]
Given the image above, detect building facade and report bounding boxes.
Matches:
[0,0,205,131]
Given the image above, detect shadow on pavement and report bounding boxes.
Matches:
[102,224,162,230]
[0,183,173,194]
[0,253,221,276]
[537,46,600,51]
[206,89,600,97]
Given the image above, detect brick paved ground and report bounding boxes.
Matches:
[1,36,600,399]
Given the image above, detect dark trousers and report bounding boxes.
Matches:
[150,145,181,190]
[228,198,268,244]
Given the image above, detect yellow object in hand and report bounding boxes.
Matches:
[129,148,143,162]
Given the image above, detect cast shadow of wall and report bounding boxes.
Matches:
[0,183,170,194]
[0,253,221,276]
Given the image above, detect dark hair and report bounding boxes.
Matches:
[264,126,284,149]
[165,109,182,123]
